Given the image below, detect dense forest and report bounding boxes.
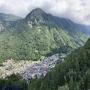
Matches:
[0,38,90,90]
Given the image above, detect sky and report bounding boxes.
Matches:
[0,0,90,25]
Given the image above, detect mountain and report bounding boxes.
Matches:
[26,8,90,34]
[0,8,89,62]
[0,13,22,21]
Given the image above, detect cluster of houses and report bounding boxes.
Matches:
[0,53,66,80]
[22,54,60,80]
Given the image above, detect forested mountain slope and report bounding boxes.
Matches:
[0,37,90,90]
[0,8,89,61]
[26,38,90,90]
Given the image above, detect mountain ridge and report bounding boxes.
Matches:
[25,8,90,35]
[0,8,89,61]
[0,13,22,21]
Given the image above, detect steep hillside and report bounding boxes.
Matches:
[0,37,90,90]
[25,38,90,90]
[0,8,89,61]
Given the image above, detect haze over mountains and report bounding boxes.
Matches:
[0,13,21,21]
[0,8,89,61]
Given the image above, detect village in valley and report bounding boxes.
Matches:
[0,53,66,80]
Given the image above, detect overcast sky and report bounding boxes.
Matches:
[0,0,90,25]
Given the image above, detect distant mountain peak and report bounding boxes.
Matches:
[30,8,45,14]
[24,8,52,26]
[0,13,22,21]
[25,8,46,20]
[25,8,90,35]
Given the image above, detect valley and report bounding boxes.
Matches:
[0,8,89,90]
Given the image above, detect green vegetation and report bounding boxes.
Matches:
[0,8,90,90]
[27,38,90,90]
[0,74,27,90]
[0,38,90,90]
[0,8,89,62]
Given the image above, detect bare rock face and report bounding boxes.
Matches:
[28,21,33,28]
[0,23,5,32]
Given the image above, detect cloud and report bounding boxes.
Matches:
[0,0,90,25]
